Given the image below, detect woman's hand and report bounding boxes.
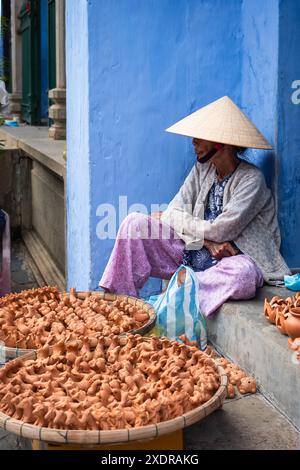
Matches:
[150,211,163,220]
[204,240,239,260]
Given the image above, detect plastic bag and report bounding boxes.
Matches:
[148,265,207,350]
[284,273,300,292]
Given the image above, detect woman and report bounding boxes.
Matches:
[99,96,290,316]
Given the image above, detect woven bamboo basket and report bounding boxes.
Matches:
[0,291,156,362]
[0,345,227,446]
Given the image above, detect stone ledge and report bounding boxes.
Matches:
[0,126,66,179]
[207,285,300,431]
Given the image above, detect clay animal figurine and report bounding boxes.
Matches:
[215,357,229,368]
[227,383,235,399]
[0,333,222,430]
[275,308,289,335]
[237,376,257,394]
[264,299,277,324]
[178,334,198,348]
[225,363,240,373]
[228,369,246,385]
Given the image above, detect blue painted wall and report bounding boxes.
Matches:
[87,0,243,290]
[276,0,300,268]
[240,0,279,189]
[66,0,91,289]
[66,0,299,292]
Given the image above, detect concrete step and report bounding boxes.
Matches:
[207,285,300,431]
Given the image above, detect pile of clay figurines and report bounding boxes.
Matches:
[0,286,150,350]
[202,347,257,399]
[0,334,221,430]
[264,291,300,360]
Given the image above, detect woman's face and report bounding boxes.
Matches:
[192,138,217,162]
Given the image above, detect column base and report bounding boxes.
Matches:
[8,93,22,118]
[48,88,66,141]
[49,125,66,140]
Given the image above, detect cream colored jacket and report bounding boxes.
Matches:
[161,160,291,283]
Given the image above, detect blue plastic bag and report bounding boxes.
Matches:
[148,265,207,350]
[284,273,300,292]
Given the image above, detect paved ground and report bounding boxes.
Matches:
[0,240,299,450]
[184,394,299,450]
[11,239,41,293]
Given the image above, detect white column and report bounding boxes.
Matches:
[9,0,22,117]
[49,0,66,140]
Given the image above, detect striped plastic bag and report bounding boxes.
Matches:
[148,265,207,350]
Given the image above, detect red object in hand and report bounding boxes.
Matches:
[26,2,31,14]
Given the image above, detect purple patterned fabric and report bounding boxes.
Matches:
[196,254,264,316]
[99,212,264,316]
[100,213,184,297]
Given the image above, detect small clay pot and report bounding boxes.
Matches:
[269,296,282,306]
[275,308,289,335]
[290,306,300,314]
[285,308,300,340]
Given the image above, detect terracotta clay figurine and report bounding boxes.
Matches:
[288,337,300,351]
[263,293,300,342]
[264,298,277,324]
[215,357,229,369]
[228,369,247,386]
[0,334,221,431]
[264,295,290,325]
[237,376,257,394]
[227,383,236,399]
[275,306,289,335]
[0,286,151,349]
[178,334,198,348]
[214,357,257,397]
[224,363,240,373]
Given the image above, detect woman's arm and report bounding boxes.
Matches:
[202,172,268,243]
[204,239,239,258]
[165,170,269,249]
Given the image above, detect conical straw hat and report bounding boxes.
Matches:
[165,96,272,149]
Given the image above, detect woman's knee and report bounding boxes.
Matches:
[118,212,149,237]
[120,212,148,227]
[229,257,259,299]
